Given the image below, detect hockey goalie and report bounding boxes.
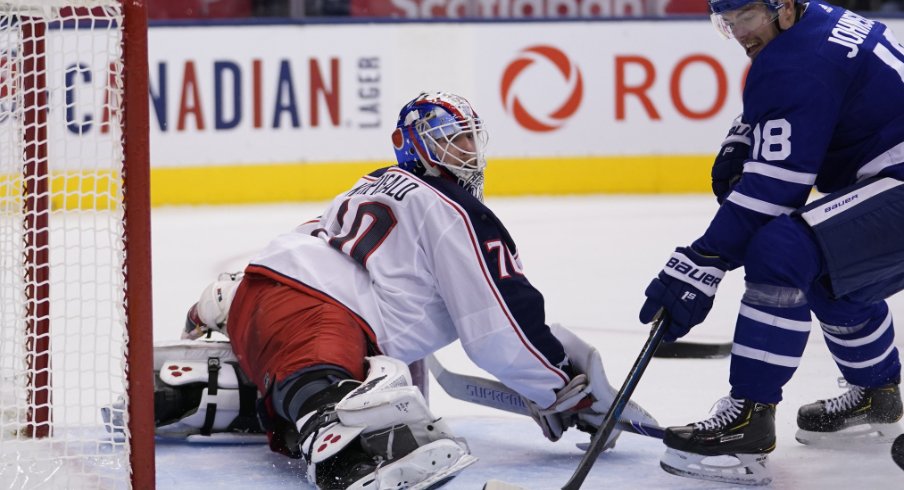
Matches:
[140,92,660,490]
[144,274,657,490]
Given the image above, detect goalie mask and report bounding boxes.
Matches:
[392,92,489,201]
[707,0,796,40]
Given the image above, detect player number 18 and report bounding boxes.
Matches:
[750,28,904,162]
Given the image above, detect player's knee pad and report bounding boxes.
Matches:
[742,281,808,308]
[297,355,473,489]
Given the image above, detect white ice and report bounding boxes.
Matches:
[152,195,904,489]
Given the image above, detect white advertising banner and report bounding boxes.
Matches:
[145,20,756,167]
[7,19,903,169]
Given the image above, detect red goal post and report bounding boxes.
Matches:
[0,1,153,488]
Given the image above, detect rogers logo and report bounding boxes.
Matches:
[500,45,583,132]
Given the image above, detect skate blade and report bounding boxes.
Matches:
[660,447,772,486]
[795,422,904,447]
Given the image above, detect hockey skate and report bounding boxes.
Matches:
[795,381,903,446]
[659,396,776,486]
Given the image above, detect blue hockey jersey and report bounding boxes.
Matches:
[695,2,904,266]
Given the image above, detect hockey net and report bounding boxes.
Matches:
[0,1,152,488]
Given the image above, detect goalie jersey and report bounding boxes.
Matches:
[695,2,904,265]
[246,167,570,408]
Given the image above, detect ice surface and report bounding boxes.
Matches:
[152,195,904,489]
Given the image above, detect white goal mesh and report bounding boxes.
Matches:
[0,2,151,488]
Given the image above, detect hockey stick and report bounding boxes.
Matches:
[561,312,668,490]
[893,434,904,471]
[424,355,665,439]
[653,340,732,359]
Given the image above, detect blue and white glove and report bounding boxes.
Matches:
[712,114,751,204]
[639,247,729,342]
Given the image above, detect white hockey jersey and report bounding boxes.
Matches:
[246,166,570,408]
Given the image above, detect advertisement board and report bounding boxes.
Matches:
[4,18,902,203]
[144,21,750,167]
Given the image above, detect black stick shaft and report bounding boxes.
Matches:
[561,315,667,490]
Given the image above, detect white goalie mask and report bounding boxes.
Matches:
[392,92,489,201]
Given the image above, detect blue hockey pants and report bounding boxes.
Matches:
[729,178,904,403]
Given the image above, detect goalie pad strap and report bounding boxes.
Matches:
[201,357,221,436]
[235,363,261,430]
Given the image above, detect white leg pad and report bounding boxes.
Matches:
[336,356,458,447]
[346,439,478,490]
[299,356,477,489]
[152,339,237,370]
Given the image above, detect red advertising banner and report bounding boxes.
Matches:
[349,0,708,18]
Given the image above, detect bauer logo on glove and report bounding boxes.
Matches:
[662,250,725,297]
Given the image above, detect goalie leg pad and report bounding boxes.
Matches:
[155,355,262,438]
[300,356,475,489]
[347,439,478,490]
[660,447,772,486]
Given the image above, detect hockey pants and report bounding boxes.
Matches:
[729,178,904,403]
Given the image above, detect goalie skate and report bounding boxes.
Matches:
[660,447,771,486]
[795,381,903,447]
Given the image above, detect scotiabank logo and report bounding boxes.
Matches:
[500,45,583,132]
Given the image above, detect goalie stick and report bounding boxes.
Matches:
[424,355,664,439]
[653,340,732,359]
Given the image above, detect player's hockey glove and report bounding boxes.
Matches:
[639,247,728,342]
[182,272,244,340]
[712,114,751,204]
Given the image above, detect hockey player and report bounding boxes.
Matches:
[180,92,657,489]
[638,0,904,485]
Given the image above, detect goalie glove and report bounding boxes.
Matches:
[527,325,661,443]
[526,373,590,442]
[551,324,659,430]
[712,114,751,204]
[183,272,243,340]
